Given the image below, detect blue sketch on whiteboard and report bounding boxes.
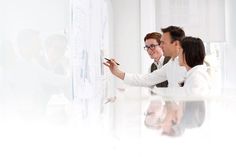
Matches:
[78,49,93,99]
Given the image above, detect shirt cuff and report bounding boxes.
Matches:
[123,73,133,84]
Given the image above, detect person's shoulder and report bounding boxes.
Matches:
[190,65,209,78]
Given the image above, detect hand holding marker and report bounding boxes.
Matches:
[104,58,120,65]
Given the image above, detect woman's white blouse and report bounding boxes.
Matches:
[152,64,211,98]
[184,65,211,96]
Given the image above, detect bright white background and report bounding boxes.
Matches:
[0,0,236,156]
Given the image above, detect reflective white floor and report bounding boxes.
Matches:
[0,87,236,157]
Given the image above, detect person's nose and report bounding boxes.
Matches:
[160,44,163,50]
[147,49,153,54]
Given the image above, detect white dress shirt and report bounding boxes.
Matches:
[124,57,186,87]
[149,56,165,72]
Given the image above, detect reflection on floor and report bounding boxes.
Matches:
[0,88,236,157]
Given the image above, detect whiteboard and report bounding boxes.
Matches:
[70,0,112,107]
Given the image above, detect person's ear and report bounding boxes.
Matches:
[174,40,181,47]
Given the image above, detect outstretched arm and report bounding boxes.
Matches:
[103,58,125,80]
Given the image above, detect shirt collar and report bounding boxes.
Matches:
[154,56,165,65]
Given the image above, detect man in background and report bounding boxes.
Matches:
[143,32,171,92]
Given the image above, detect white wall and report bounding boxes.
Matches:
[1,0,68,40]
[224,0,236,89]
[111,0,141,73]
[0,0,70,111]
[111,0,142,97]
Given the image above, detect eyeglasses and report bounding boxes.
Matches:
[144,44,159,51]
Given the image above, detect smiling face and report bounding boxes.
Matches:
[144,38,163,62]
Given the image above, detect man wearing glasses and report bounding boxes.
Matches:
[144,32,171,90]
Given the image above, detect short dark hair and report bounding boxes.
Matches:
[144,32,162,45]
[161,26,185,42]
[181,37,205,68]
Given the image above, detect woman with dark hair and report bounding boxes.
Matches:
[178,36,210,95]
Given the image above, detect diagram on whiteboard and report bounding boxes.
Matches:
[70,0,112,107]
